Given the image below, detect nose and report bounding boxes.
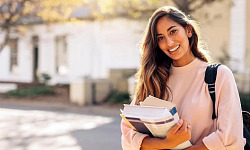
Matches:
[166,37,174,47]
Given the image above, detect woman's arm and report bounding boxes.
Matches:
[121,98,150,150]
[121,119,148,150]
[202,65,245,149]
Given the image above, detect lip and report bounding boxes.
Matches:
[168,45,180,54]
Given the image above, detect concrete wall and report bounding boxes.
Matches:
[192,1,231,64]
[93,79,111,104]
[70,68,137,105]
[70,78,111,105]
[108,68,137,93]
[70,79,93,105]
[246,0,250,69]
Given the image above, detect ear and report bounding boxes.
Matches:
[186,26,192,38]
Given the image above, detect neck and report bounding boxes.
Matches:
[172,50,196,67]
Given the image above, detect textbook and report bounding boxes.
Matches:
[121,95,192,150]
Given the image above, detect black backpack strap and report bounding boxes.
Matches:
[243,111,250,149]
[205,64,221,120]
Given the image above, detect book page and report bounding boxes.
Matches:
[141,95,176,110]
[140,95,180,121]
[122,104,171,119]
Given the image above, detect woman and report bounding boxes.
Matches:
[121,6,245,150]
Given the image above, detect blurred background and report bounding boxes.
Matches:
[0,0,249,149]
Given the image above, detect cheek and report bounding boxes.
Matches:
[158,42,166,51]
[182,37,190,49]
[180,34,189,44]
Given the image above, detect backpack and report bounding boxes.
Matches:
[205,64,250,150]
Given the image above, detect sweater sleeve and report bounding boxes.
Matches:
[202,65,245,150]
[120,98,149,150]
[121,119,149,150]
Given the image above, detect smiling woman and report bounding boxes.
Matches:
[156,17,194,67]
[121,6,245,150]
[135,6,211,105]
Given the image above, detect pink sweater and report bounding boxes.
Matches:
[121,58,245,150]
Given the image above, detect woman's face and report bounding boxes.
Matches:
[156,16,195,67]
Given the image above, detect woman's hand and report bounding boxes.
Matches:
[163,119,192,148]
[140,119,192,150]
[184,142,208,150]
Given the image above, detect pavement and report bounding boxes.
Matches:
[0,98,123,150]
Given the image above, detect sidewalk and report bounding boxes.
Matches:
[0,97,122,117]
[0,97,123,150]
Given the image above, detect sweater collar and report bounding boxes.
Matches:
[170,58,203,74]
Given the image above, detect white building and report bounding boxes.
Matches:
[0,0,249,92]
[0,18,146,85]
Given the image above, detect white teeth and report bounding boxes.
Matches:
[169,45,180,52]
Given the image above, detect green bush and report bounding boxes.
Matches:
[108,91,130,104]
[5,85,54,98]
[240,93,250,112]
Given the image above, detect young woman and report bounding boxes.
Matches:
[121,6,245,150]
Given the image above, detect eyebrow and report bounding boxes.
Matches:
[157,25,177,36]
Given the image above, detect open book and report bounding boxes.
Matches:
[120,95,192,150]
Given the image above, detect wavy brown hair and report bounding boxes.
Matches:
[134,6,212,105]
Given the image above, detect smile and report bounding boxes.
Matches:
[168,45,180,52]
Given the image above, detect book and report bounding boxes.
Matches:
[121,95,192,150]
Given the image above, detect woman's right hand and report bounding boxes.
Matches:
[164,119,192,148]
[140,119,192,150]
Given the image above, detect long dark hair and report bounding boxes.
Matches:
[134,6,212,105]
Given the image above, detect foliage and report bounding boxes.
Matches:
[0,0,87,51]
[108,91,130,104]
[171,0,224,15]
[5,85,54,98]
[240,93,250,112]
[0,0,223,52]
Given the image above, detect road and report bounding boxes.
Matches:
[0,100,122,150]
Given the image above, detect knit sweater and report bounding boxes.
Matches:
[121,58,245,150]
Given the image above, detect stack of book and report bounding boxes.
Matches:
[120,95,192,150]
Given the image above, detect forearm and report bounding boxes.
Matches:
[140,136,175,150]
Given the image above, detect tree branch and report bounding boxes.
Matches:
[172,0,192,14]
[189,0,215,13]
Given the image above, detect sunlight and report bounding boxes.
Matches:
[0,108,114,150]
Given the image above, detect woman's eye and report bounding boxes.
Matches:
[170,29,177,35]
[157,37,163,41]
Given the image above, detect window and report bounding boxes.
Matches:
[9,38,18,73]
[55,36,68,75]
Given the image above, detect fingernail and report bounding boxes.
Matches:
[177,119,183,125]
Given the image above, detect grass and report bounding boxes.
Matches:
[5,85,54,98]
[107,91,130,104]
